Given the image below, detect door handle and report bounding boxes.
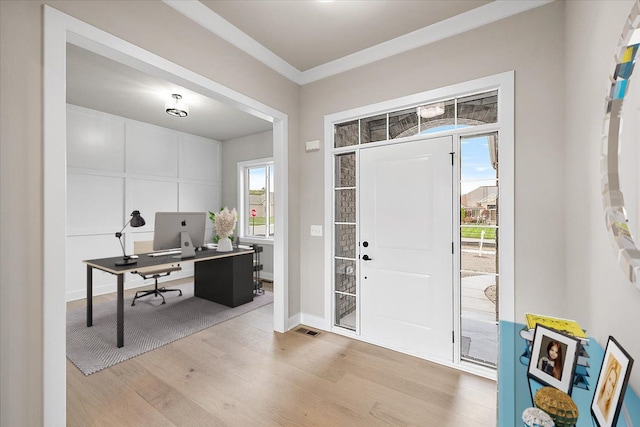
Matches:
[362,254,373,261]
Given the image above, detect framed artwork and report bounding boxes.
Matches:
[591,336,634,427]
[527,324,580,395]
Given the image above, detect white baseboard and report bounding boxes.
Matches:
[300,313,328,330]
[259,271,273,281]
[287,312,301,331]
[286,312,328,332]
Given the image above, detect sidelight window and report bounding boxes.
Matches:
[333,152,357,330]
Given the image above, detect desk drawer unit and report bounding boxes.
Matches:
[194,252,253,307]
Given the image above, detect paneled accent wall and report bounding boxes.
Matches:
[66,104,221,301]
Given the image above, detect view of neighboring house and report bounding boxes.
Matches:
[249,191,274,219]
[462,186,498,224]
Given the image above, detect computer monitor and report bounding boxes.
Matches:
[153,212,206,258]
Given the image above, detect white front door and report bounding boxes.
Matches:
[359,136,454,363]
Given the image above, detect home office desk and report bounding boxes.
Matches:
[84,248,254,348]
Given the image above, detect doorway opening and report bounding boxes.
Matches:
[44,6,289,424]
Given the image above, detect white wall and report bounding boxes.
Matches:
[66,104,220,301]
[565,0,640,392]
[221,130,274,280]
[299,2,567,322]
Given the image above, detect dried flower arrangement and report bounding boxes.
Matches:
[209,207,237,241]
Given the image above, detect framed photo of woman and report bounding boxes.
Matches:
[591,336,634,427]
[527,324,580,395]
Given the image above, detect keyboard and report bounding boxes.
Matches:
[148,250,182,257]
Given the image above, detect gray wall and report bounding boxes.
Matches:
[565,0,640,391]
[299,2,567,321]
[0,1,299,425]
[221,130,274,279]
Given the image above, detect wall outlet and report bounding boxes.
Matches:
[310,225,323,237]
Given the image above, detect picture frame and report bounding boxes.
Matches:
[527,324,580,395]
[591,336,634,427]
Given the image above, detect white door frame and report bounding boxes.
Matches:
[323,71,514,375]
[43,6,289,425]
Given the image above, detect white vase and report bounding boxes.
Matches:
[217,237,233,252]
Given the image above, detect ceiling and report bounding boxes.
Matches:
[200,0,492,72]
[66,45,272,142]
[67,0,551,142]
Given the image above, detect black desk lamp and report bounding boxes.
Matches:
[115,210,146,266]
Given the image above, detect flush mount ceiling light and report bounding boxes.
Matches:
[417,102,445,119]
[165,93,189,117]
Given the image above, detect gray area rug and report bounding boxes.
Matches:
[67,284,273,375]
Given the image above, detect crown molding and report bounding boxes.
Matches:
[163,0,303,82]
[164,0,553,86]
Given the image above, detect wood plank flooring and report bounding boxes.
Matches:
[67,280,496,426]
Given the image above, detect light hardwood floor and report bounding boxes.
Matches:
[67,280,497,426]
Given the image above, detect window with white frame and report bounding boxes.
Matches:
[238,158,274,240]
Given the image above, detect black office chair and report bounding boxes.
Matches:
[130,240,183,306]
[131,265,183,306]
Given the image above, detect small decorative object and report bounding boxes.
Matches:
[534,387,579,427]
[524,313,588,341]
[522,407,555,427]
[212,207,237,252]
[528,325,580,395]
[591,336,634,427]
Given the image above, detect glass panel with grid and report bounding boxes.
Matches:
[334,149,357,331]
[460,132,499,368]
[335,293,356,330]
[335,189,356,223]
[335,224,356,260]
[389,108,418,139]
[457,90,498,127]
[419,99,456,133]
[335,258,356,293]
[335,152,356,188]
[360,114,387,144]
[335,120,359,148]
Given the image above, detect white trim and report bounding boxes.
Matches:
[323,118,337,330]
[43,7,68,424]
[165,0,551,85]
[43,6,289,425]
[299,313,327,331]
[287,312,301,331]
[498,72,515,323]
[323,71,515,373]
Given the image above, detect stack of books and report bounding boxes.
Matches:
[519,313,590,390]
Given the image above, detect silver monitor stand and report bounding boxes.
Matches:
[173,231,196,260]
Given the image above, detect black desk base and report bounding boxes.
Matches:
[195,253,253,307]
[85,249,254,348]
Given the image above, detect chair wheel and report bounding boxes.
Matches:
[131,301,135,306]
[162,301,166,304]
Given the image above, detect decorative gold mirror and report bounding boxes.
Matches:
[602,0,640,287]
